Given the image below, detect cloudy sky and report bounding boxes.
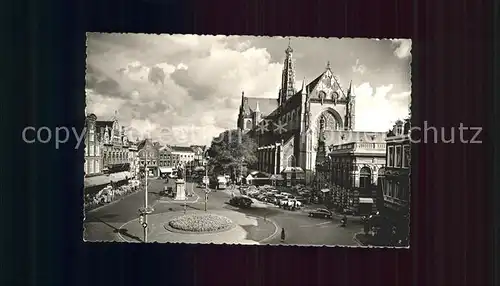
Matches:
[86,34,411,146]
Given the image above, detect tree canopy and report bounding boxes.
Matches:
[206,129,258,176]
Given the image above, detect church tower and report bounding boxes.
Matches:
[279,38,297,105]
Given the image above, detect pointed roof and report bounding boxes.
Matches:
[305,69,347,98]
[285,37,293,54]
[170,145,196,153]
[255,100,260,112]
[242,97,278,117]
[281,39,297,100]
[347,80,354,98]
[301,78,307,95]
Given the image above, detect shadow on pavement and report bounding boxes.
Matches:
[86,216,143,242]
[114,228,142,242]
[185,204,202,211]
[84,213,118,223]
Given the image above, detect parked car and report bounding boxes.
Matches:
[229,196,253,208]
[295,196,308,205]
[308,208,333,218]
[256,194,267,201]
[342,208,356,215]
[283,199,302,210]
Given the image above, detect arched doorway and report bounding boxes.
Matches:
[359,166,372,189]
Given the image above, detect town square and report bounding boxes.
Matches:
[83,34,412,247]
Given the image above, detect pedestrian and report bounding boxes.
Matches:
[280,227,286,243]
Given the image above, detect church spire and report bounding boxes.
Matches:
[280,37,297,105]
[255,100,260,112]
[301,77,307,95]
[345,81,356,130]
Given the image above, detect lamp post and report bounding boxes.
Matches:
[139,147,153,242]
[203,150,210,212]
[239,156,244,187]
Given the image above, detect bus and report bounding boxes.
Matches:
[216,176,227,190]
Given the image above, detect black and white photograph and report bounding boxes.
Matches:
[83,33,412,247]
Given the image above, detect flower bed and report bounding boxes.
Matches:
[168,214,233,233]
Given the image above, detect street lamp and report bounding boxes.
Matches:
[239,156,245,187]
[203,150,210,212]
[138,148,153,242]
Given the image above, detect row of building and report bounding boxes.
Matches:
[83,112,206,195]
[233,41,410,243]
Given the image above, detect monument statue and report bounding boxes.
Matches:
[174,164,186,200]
[177,166,184,180]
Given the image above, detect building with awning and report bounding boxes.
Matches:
[84,175,111,195]
[159,167,174,175]
[109,171,131,187]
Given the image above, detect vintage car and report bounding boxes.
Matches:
[229,196,253,208]
[308,208,333,218]
[282,199,302,210]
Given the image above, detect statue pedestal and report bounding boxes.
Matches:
[174,179,186,200]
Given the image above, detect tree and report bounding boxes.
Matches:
[207,129,258,178]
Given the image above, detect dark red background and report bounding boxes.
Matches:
[6,0,493,285]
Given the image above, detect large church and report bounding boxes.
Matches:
[236,42,386,183]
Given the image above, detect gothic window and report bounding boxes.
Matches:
[332,91,339,100]
[316,111,339,133]
[288,155,296,167]
[318,91,326,104]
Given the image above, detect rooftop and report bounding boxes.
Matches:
[169,146,195,153]
[243,97,279,117]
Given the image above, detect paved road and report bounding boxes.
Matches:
[84,179,361,246]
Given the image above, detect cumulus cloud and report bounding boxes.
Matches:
[354,83,411,132]
[85,34,411,145]
[391,39,412,59]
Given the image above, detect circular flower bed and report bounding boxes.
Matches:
[168,213,233,233]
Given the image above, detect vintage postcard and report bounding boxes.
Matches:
[83,33,411,247]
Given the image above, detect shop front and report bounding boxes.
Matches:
[159,167,174,178]
[84,175,111,196]
[109,171,131,188]
[140,166,159,177]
